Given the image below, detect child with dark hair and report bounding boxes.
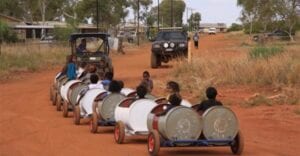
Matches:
[139,71,153,93]
[108,80,122,93]
[88,74,103,89]
[102,72,114,90]
[196,87,223,113]
[118,81,124,89]
[136,85,148,99]
[158,94,182,116]
[166,81,181,100]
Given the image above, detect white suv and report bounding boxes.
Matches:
[208,28,217,35]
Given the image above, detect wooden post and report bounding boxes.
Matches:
[188,40,192,63]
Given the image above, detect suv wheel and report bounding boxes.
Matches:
[151,52,158,68]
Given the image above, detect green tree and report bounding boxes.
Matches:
[159,0,186,27]
[188,12,201,31]
[228,23,244,32]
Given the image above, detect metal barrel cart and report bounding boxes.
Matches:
[73,88,107,125]
[54,75,69,111]
[146,105,244,156]
[60,80,87,117]
[49,72,61,103]
[89,93,127,133]
[120,88,137,97]
[114,98,158,144]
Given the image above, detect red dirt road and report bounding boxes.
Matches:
[1,35,300,156]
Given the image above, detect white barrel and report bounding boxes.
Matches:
[147,105,202,141]
[115,98,158,132]
[60,80,81,102]
[69,83,88,106]
[79,89,107,115]
[121,88,136,97]
[54,72,61,84]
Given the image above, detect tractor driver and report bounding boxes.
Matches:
[76,38,88,53]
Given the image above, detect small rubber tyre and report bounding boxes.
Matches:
[73,105,81,125]
[114,121,126,144]
[231,131,244,155]
[56,95,62,111]
[90,112,98,133]
[50,85,54,101]
[151,52,158,68]
[52,91,57,106]
[62,101,69,118]
[148,130,160,156]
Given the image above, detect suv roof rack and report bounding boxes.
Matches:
[159,27,183,31]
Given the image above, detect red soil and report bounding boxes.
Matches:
[1,34,299,156]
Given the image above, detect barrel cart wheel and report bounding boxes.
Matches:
[73,105,81,125]
[114,121,125,144]
[56,95,62,111]
[231,131,244,155]
[147,130,160,156]
[62,101,69,118]
[90,112,99,133]
[50,84,54,101]
[52,91,57,106]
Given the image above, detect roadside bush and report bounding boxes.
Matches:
[250,46,284,59]
[0,20,18,43]
[228,23,244,32]
[53,25,77,42]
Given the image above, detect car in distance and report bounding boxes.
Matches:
[208,27,217,35]
[150,28,188,68]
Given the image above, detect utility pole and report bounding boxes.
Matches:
[137,0,140,46]
[171,0,174,27]
[157,0,160,31]
[96,0,99,32]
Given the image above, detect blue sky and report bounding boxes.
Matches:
[128,0,242,27]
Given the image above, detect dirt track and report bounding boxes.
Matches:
[1,35,300,156]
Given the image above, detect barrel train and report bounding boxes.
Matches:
[50,73,244,156]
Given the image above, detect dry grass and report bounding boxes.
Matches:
[0,43,68,80]
[173,38,300,102]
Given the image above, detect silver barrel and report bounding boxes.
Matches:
[147,105,203,141]
[98,93,126,121]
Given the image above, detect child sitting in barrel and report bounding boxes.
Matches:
[158,94,182,116]
[108,80,122,93]
[102,72,114,90]
[196,87,223,114]
[88,74,103,90]
[166,81,181,100]
[136,85,148,99]
[139,71,153,93]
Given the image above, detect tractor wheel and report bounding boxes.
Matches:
[114,121,125,144]
[231,131,244,155]
[147,130,160,156]
[52,91,57,106]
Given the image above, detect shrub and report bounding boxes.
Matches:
[0,20,18,43]
[249,46,284,59]
[53,25,77,42]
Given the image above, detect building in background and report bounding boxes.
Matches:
[199,23,227,33]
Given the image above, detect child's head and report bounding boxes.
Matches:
[90,74,99,84]
[99,60,105,67]
[166,81,180,93]
[118,80,124,89]
[168,94,182,106]
[104,72,114,81]
[89,64,97,73]
[206,87,218,99]
[66,55,73,63]
[136,85,148,99]
[108,80,122,93]
[80,62,87,68]
[143,71,150,80]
